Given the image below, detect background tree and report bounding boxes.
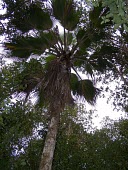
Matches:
[1,103,127,170]
[90,0,128,31]
[0,101,46,170]
[0,101,94,170]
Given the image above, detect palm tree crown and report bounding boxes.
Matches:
[4,0,106,111]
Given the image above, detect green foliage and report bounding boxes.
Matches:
[0,102,45,170]
[87,43,119,72]
[76,26,107,58]
[52,0,80,31]
[4,1,52,32]
[0,105,93,170]
[0,59,44,104]
[0,0,128,169]
[5,31,58,58]
[0,96,128,170]
[44,55,56,69]
[92,0,128,31]
[27,3,52,30]
[53,117,128,170]
[89,2,108,28]
[78,79,100,104]
[77,29,91,49]
[70,74,100,105]
[15,59,44,98]
[70,73,79,94]
[0,62,22,103]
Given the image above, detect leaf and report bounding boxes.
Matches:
[44,55,57,69]
[10,2,33,32]
[70,73,79,95]
[52,0,79,31]
[123,24,128,32]
[28,3,52,30]
[45,55,56,63]
[99,44,118,54]
[5,31,58,58]
[0,116,4,126]
[89,4,105,28]
[21,160,26,166]
[74,59,85,67]
[5,36,45,58]
[36,88,46,108]
[113,15,122,24]
[76,29,91,50]
[11,2,52,32]
[90,2,114,28]
[67,33,73,45]
[76,27,106,56]
[77,79,99,105]
[85,63,93,76]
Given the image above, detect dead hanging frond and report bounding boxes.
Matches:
[41,59,73,114]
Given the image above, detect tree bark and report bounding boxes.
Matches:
[39,113,60,170]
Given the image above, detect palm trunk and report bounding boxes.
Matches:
[39,113,60,170]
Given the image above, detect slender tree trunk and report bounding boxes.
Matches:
[39,113,60,170]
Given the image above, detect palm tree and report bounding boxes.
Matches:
[2,0,114,169]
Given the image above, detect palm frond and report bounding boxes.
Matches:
[44,55,57,69]
[10,2,52,32]
[70,74,100,105]
[52,0,79,31]
[76,29,91,51]
[70,73,79,95]
[78,80,100,105]
[76,21,108,57]
[28,3,52,30]
[5,31,58,58]
[88,44,119,72]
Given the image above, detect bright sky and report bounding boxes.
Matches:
[92,97,125,128]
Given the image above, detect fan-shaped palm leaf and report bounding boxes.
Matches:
[70,73,79,95]
[28,3,52,30]
[88,44,119,72]
[76,26,107,55]
[10,2,52,32]
[89,2,111,28]
[70,73,100,105]
[78,79,100,105]
[5,31,58,58]
[52,0,79,31]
